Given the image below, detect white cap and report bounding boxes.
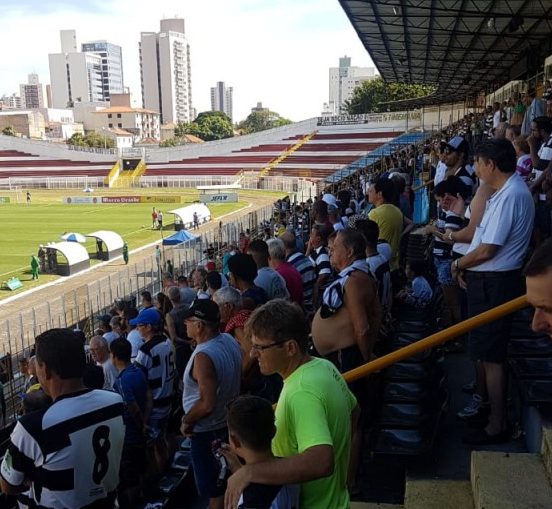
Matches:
[322,193,337,207]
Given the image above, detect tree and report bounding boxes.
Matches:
[1,125,17,136]
[344,76,435,114]
[179,111,234,142]
[67,132,115,149]
[174,121,189,138]
[238,109,292,134]
[159,137,180,147]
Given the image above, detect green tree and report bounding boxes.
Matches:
[344,76,435,114]
[159,137,180,147]
[67,131,115,148]
[238,109,292,134]
[1,125,17,136]
[183,111,234,141]
[174,121,189,137]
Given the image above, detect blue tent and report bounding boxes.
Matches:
[162,230,197,245]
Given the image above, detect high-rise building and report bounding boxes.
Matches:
[49,30,103,108]
[81,41,124,102]
[19,73,49,109]
[327,56,376,115]
[140,18,193,124]
[210,81,233,122]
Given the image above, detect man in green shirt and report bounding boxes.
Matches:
[224,299,358,509]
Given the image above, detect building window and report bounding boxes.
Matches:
[108,113,112,118]
[118,123,122,128]
[109,123,113,128]
[117,114,121,118]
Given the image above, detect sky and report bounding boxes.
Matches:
[0,0,376,123]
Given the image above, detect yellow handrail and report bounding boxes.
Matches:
[342,294,528,384]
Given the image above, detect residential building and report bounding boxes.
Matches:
[0,110,45,138]
[81,40,124,101]
[328,56,376,114]
[49,30,104,108]
[20,74,49,109]
[90,94,160,141]
[139,18,193,124]
[210,81,233,121]
[0,94,22,110]
[39,108,84,140]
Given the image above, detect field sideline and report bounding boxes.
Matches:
[0,187,283,296]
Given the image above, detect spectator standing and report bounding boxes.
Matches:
[89,335,120,390]
[131,308,175,472]
[451,139,535,444]
[280,231,316,313]
[306,224,332,308]
[124,308,143,361]
[225,300,358,509]
[227,253,267,310]
[110,338,150,509]
[367,178,404,271]
[181,300,241,509]
[267,238,303,305]
[248,240,290,301]
[221,396,299,508]
[177,275,197,308]
[0,329,124,508]
[521,89,546,136]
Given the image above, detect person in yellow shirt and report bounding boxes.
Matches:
[367,177,408,271]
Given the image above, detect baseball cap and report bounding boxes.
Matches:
[182,299,220,323]
[205,261,216,271]
[129,307,161,326]
[446,136,468,153]
[322,193,337,207]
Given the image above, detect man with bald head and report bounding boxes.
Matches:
[280,230,316,313]
[89,335,119,390]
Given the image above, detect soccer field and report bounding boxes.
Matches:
[0,188,278,293]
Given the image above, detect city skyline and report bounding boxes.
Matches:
[0,0,375,122]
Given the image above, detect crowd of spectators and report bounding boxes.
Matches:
[1,90,552,508]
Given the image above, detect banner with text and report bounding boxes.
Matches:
[101,196,141,204]
[63,196,101,204]
[199,193,238,204]
[0,197,11,204]
[140,196,182,204]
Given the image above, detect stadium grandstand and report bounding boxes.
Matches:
[2,1,552,508]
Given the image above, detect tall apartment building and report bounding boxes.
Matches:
[19,73,49,109]
[49,30,103,108]
[140,18,193,124]
[210,81,233,122]
[327,56,376,115]
[81,41,124,102]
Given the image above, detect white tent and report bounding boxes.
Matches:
[86,230,124,260]
[169,204,211,230]
[47,241,90,275]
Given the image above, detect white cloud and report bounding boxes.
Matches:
[0,0,376,122]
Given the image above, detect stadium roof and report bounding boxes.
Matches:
[339,0,552,105]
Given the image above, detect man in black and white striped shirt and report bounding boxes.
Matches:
[0,328,124,509]
[131,307,175,472]
[307,224,333,308]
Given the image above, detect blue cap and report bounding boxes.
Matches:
[129,307,161,326]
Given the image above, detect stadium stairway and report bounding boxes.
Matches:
[258,131,317,177]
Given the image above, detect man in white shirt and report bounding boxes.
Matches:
[451,139,534,445]
[90,335,120,390]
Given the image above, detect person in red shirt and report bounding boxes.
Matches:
[267,237,303,305]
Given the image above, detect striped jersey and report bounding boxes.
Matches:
[135,334,175,420]
[309,246,331,278]
[0,389,124,509]
[286,251,316,308]
[433,210,464,258]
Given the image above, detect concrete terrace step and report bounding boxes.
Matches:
[471,451,552,509]
[540,427,552,481]
[404,479,473,509]
[350,503,403,508]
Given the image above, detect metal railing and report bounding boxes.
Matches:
[343,295,529,383]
